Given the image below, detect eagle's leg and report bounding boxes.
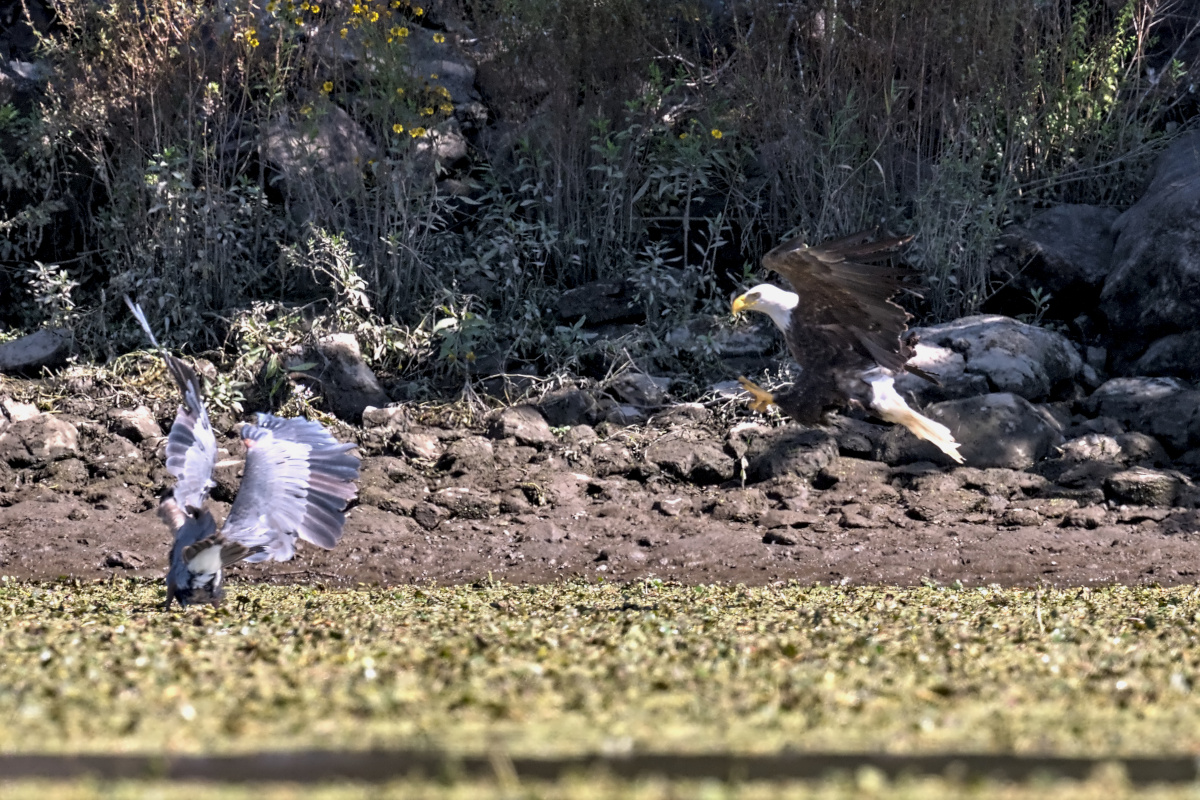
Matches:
[737,376,776,413]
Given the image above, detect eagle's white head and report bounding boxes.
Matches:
[731,283,799,333]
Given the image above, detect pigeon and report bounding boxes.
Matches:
[125,297,361,609]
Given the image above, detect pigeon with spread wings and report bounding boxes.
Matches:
[731,231,963,463]
[125,297,361,609]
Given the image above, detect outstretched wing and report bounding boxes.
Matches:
[125,296,217,511]
[221,413,360,562]
[763,231,916,373]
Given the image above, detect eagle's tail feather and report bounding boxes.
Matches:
[862,371,964,464]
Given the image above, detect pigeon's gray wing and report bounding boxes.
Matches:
[221,413,360,563]
[125,296,218,511]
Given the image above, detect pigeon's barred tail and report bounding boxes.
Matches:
[123,295,163,353]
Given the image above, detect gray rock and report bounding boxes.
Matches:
[106,406,163,442]
[538,389,598,427]
[1134,332,1200,381]
[1101,132,1200,354]
[399,430,441,461]
[362,405,408,429]
[431,486,497,519]
[643,437,734,485]
[488,406,555,447]
[0,328,71,373]
[999,204,1119,295]
[609,373,672,407]
[0,413,79,466]
[740,427,839,483]
[1085,377,1200,453]
[1064,507,1107,529]
[1057,432,1170,466]
[556,281,643,325]
[899,315,1083,403]
[437,436,495,475]
[880,393,1063,469]
[313,333,390,422]
[1104,467,1183,507]
[263,106,376,202]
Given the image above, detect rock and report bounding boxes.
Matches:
[879,393,1063,469]
[104,551,144,570]
[597,401,648,427]
[0,328,71,373]
[399,430,441,461]
[898,316,1083,403]
[609,373,672,407]
[106,406,163,442]
[653,403,713,426]
[1057,432,1170,466]
[1104,467,1183,507]
[998,204,1119,315]
[1064,507,1107,529]
[362,406,408,429]
[431,486,497,519]
[654,496,689,517]
[0,413,79,466]
[313,333,390,422]
[488,406,555,447]
[1000,507,1043,527]
[537,389,598,427]
[741,427,839,483]
[590,442,634,478]
[1085,377,1200,453]
[1101,131,1200,356]
[759,509,818,529]
[263,105,376,201]
[1133,332,1200,381]
[643,437,734,485]
[437,436,495,475]
[413,502,448,530]
[555,280,643,325]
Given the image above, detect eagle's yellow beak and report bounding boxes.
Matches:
[731,293,754,315]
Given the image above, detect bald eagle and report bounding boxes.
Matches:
[731,231,964,464]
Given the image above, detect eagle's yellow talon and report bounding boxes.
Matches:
[737,376,775,413]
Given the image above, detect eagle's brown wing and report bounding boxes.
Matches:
[763,231,917,375]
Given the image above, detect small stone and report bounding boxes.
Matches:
[361,406,408,429]
[609,373,672,407]
[759,509,816,529]
[488,406,555,447]
[655,496,687,517]
[413,503,447,530]
[399,431,441,461]
[762,531,797,546]
[106,406,163,442]
[538,389,599,427]
[104,551,143,569]
[1001,507,1043,527]
[1064,507,1107,529]
[437,436,495,475]
[431,487,496,520]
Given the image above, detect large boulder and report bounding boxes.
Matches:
[310,333,390,422]
[897,315,1083,403]
[878,393,1063,469]
[1133,332,1200,381]
[1084,377,1200,453]
[1101,132,1200,358]
[0,328,71,373]
[998,204,1119,316]
[0,412,79,467]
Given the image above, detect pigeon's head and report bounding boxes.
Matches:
[166,573,223,610]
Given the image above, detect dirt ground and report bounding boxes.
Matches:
[1,399,1198,591]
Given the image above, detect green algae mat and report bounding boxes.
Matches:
[3,578,1200,761]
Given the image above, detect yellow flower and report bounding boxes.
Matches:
[438,103,453,114]
[395,87,405,95]
[321,81,333,93]
[679,133,688,139]
[433,32,445,43]
[392,123,404,134]
[245,27,256,37]
[397,26,409,37]
[249,37,260,47]
[414,6,424,15]
[352,3,362,13]
[300,1,309,9]
[310,3,320,11]
[420,106,433,116]
[465,351,476,363]
[340,27,348,37]
[294,17,303,25]
[370,11,379,21]
[435,85,451,97]
[266,1,276,12]
[429,73,438,79]
[710,128,723,139]
[300,104,314,116]
[410,126,426,137]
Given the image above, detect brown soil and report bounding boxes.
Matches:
[1,404,1198,590]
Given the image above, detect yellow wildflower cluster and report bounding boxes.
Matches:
[321,81,333,94]
[244,27,260,48]
[433,32,445,43]
[393,123,404,134]
[410,126,426,137]
[711,128,723,139]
